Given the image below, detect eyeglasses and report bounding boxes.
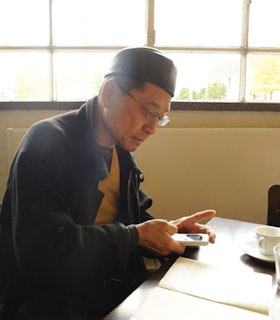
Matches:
[116,82,170,127]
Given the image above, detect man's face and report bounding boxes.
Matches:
[101,80,172,152]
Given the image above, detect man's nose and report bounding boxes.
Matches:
[144,119,157,136]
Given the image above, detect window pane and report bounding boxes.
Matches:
[155,0,243,46]
[170,53,240,101]
[52,0,145,46]
[0,0,49,45]
[246,54,280,101]
[53,51,115,101]
[249,0,280,47]
[0,52,50,101]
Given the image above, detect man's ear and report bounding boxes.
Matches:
[101,79,115,109]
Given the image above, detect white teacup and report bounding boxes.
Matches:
[255,226,280,256]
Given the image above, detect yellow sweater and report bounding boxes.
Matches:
[94,146,120,227]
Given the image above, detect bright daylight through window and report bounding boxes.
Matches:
[0,0,279,104]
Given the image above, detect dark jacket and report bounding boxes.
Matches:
[0,97,154,319]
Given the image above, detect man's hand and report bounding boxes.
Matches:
[136,219,185,256]
[136,210,216,257]
[170,210,216,244]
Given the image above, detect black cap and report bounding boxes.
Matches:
[105,47,177,97]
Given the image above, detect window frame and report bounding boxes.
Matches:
[1,0,280,111]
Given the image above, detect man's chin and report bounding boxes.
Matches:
[119,141,142,152]
[124,145,139,152]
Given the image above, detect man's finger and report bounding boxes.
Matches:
[188,209,216,223]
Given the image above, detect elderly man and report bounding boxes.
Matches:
[0,47,215,319]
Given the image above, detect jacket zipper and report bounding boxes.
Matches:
[127,170,133,224]
[126,169,148,279]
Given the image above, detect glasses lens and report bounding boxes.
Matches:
[158,116,170,127]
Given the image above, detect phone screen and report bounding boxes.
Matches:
[187,234,203,240]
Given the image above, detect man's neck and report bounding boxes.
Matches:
[94,105,116,148]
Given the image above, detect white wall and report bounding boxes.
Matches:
[136,127,280,224]
[1,109,280,224]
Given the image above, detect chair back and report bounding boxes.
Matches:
[267,184,280,227]
[0,203,3,310]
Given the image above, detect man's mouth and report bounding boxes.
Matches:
[133,137,144,144]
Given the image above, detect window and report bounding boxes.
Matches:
[0,0,280,105]
[155,0,242,47]
[0,0,145,101]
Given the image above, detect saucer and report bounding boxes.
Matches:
[242,239,275,263]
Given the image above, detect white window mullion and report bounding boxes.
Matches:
[239,0,250,101]
[145,0,155,47]
[49,0,55,100]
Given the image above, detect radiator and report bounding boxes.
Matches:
[6,128,27,167]
[6,127,280,223]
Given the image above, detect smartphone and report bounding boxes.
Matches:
[171,233,209,246]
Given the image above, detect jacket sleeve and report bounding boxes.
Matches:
[2,121,139,289]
